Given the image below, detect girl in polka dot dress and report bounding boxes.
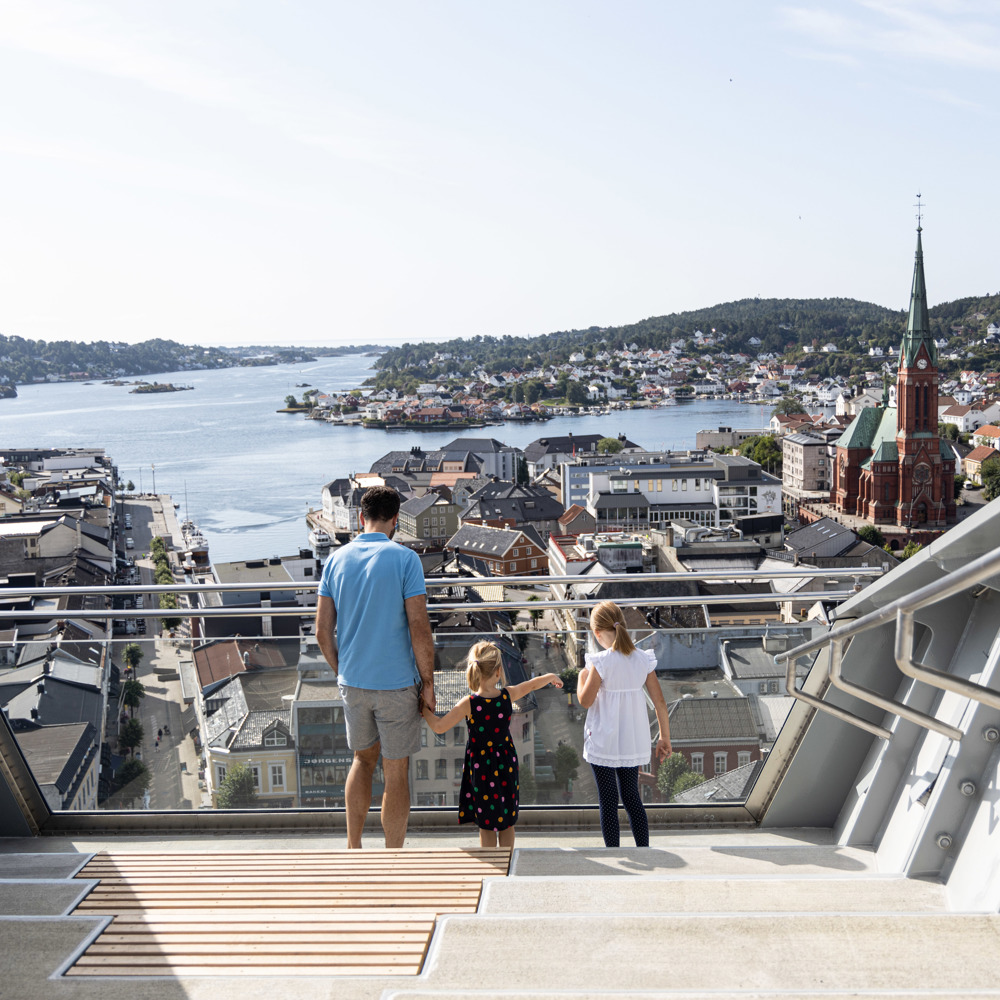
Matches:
[420,641,563,847]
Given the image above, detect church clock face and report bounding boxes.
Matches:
[916,358,928,369]
[913,463,931,485]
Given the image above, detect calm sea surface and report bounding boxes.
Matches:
[0,357,770,563]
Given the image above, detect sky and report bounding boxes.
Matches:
[0,1,998,349]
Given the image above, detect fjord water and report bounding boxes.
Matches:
[0,356,763,563]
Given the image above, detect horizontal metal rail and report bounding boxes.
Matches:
[776,546,1000,741]
[0,589,858,622]
[0,565,883,599]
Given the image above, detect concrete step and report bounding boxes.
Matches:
[510,844,880,878]
[481,874,947,915]
[0,880,96,916]
[417,913,1000,995]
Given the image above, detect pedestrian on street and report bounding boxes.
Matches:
[315,485,435,850]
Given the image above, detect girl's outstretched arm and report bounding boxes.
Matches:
[577,665,601,708]
[421,696,471,735]
[507,672,564,702]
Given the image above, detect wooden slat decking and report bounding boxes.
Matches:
[67,848,510,977]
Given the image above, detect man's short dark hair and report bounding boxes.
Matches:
[361,485,401,524]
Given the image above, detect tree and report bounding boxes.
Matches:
[516,456,529,485]
[739,434,783,473]
[596,437,624,455]
[216,762,260,808]
[982,455,1000,502]
[656,752,691,800]
[856,524,885,548]
[553,744,579,791]
[284,394,298,408]
[115,758,151,806]
[672,772,706,798]
[519,769,538,805]
[772,396,807,416]
[123,642,144,673]
[566,381,588,405]
[559,666,579,695]
[119,717,145,756]
[938,422,960,441]
[899,540,923,560]
[121,678,145,719]
[125,480,135,492]
[526,595,542,629]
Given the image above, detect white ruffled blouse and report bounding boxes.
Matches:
[582,646,657,768]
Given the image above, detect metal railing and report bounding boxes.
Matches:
[0,567,880,623]
[774,546,1000,742]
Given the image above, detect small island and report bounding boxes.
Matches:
[129,382,195,394]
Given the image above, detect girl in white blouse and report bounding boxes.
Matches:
[577,600,672,847]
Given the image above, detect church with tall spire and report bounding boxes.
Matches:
[831,223,957,529]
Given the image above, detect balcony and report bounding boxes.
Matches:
[3,501,1000,995]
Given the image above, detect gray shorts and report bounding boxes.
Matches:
[339,683,421,760]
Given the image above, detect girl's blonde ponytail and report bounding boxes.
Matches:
[590,600,636,655]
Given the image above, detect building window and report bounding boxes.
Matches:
[682,479,688,491]
[435,759,447,780]
[270,764,285,789]
[453,727,464,745]
[656,479,662,491]
[421,728,427,748]
[264,731,287,747]
[672,480,677,491]
[737,752,751,768]
[216,765,227,786]
[521,722,530,740]
[647,480,653,492]
[434,731,446,746]
[454,758,463,778]
[691,754,704,774]
[513,548,519,557]
[530,559,537,568]
[714,752,727,775]
[415,760,428,780]
[634,480,640,491]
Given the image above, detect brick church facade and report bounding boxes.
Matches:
[832,227,957,528]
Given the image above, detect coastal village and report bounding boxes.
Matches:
[0,231,997,816]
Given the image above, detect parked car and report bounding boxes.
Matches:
[125,537,134,549]
[964,481,981,490]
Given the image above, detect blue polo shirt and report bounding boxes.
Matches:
[318,532,426,689]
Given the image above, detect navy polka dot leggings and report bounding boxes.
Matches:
[590,764,649,847]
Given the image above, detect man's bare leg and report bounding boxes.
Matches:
[345,743,381,849]
[380,756,411,849]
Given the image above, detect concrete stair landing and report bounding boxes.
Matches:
[1,834,999,999]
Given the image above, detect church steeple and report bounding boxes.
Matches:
[900,224,936,368]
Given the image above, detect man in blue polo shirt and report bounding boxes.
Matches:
[315,485,435,848]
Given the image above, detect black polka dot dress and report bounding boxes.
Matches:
[458,688,519,831]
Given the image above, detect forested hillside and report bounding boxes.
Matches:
[374,294,1000,380]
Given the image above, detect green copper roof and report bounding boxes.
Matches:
[836,405,886,450]
[856,409,899,469]
[900,227,937,369]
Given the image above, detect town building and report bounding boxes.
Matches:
[832,227,958,528]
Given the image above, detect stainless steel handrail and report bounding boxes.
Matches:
[0,565,883,599]
[1,590,858,621]
[776,546,1000,741]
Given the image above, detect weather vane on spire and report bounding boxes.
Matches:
[914,192,923,231]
